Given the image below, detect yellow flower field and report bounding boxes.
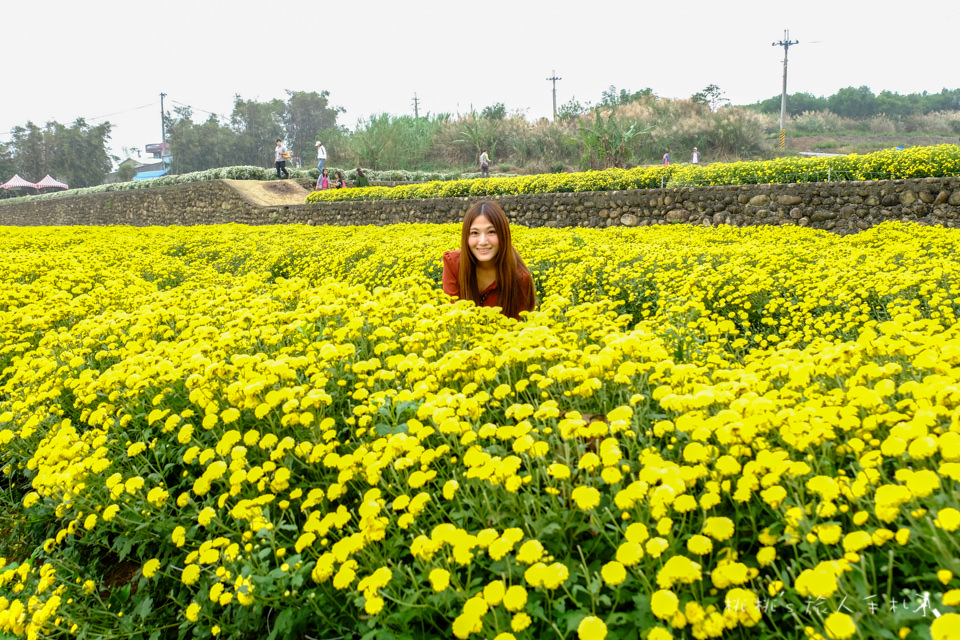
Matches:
[1,222,959,640]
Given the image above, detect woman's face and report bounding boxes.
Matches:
[468,214,499,265]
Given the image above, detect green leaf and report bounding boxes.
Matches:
[266,608,294,640]
[564,610,587,634]
[132,594,153,620]
[114,536,134,561]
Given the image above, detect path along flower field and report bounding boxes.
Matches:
[1,222,959,640]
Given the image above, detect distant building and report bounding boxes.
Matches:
[104,157,169,184]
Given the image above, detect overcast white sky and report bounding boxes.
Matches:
[4,0,958,163]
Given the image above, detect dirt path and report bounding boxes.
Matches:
[222,179,310,206]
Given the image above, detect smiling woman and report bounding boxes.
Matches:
[442,200,537,320]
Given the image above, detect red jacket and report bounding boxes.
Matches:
[442,250,534,320]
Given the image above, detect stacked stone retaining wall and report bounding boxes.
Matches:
[3,177,960,234]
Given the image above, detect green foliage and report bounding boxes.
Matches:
[753,86,960,119]
[0,142,16,183]
[457,111,501,159]
[480,103,506,120]
[116,163,138,183]
[557,96,589,122]
[283,90,344,164]
[7,118,113,188]
[691,84,729,111]
[164,91,345,173]
[599,85,654,108]
[348,113,445,170]
[166,108,239,175]
[228,94,286,167]
[575,109,650,170]
[306,144,960,204]
[828,85,880,120]
[0,165,518,206]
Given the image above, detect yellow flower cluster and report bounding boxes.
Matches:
[304,145,960,203]
[0,221,959,640]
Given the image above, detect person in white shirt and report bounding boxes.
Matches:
[275,140,290,179]
[691,147,701,165]
[479,150,490,178]
[316,141,327,171]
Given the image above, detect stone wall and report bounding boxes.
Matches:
[0,181,271,227]
[3,176,960,233]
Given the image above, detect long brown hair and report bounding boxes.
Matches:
[458,201,536,319]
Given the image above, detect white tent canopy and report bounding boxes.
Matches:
[36,175,69,190]
[1,174,38,190]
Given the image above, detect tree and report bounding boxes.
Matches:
[9,122,47,182]
[283,90,344,166]
[752,91,828,116]
[117,163,138,182]
[0,143,14,181]
[557,97,589,121]
[230,96,285,167]
[827,86,879,119]
[922,88,960,113]
[480,103,506,120]
[167,107,239,173]
[600,86,653,108]
[692,85,730,111]
[52,119,114,188]
[10,118,113,187]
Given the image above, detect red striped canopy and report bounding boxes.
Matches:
[36,175,69,190]
[1,174,38,189]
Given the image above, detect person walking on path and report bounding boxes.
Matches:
[691,147,701,165]
[479,150,490,178]
[316,141,327,172]
[662,150,670,165]
[275,140,290,179]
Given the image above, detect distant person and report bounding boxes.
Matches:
[316,141,327,171]
[479,149,490,178]
[662,150,670,165]
[691,147,701,164]
[317,168,329,190]
[275,140,290,179]
[333,171,346,189]
[355,168,370,188]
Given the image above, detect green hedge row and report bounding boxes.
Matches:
[305,145,960,204]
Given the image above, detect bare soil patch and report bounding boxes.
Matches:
[223,179,310,206]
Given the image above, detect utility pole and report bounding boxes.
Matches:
[412,92,420,119]
[159,92,168,166]
[772,30,798,150]
[546,70,562,120]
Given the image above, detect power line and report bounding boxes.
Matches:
[0,102,159,138]
[169,99,231,122]
[87,102,157,122]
